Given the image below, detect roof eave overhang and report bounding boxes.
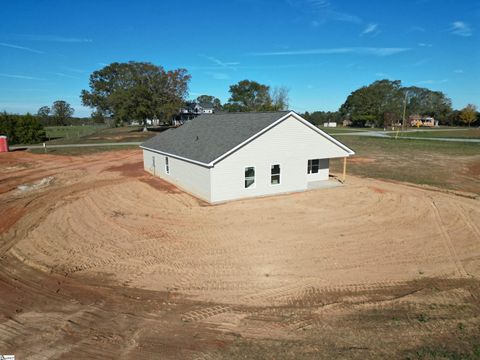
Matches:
[139,145,213,168]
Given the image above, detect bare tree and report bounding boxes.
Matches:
[271,86,289,111]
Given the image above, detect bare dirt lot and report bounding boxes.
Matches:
[1,150,479,359]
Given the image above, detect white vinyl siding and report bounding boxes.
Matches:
[143,113,351,204]
[210,115,346,203]
[143,149,211,202]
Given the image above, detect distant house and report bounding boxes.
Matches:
[409,115,439,127]
[172,101,215,126]
[141,111,354,203]
[342,119,352,127]
[130,118,160,126]
[198,101,214,114]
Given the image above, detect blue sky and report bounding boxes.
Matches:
[1,0,479,117]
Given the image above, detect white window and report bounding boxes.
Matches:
[271,164,280,185]
[165,157,170,174]
[307,159,320,174]
[244,167,255,188]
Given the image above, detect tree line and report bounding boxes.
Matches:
[0,112,45,145]
[304,79,478,127]
[79,62,289,126]
[1,61,478,142]
[79,62,477,128]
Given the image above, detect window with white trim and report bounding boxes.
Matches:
[307,159,320,174]
[244,167,255,188]
[271,164,280,185]
[165,157,170,174]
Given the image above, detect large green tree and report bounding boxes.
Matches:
[224,80,289,112]
[340,80,453,127]
[36,105,51,126]
[81,62,190,126]
[37,106,50,118]
[403,86,452,123]
[196,95,222,110]
[339,80,404,127]
[51,100,74,126]
[224,80,273,112]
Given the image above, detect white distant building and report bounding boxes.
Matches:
[141,111,354,203]
[172,101,215,126]
[323,122,337,127]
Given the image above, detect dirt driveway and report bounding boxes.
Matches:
[1,150,479,359]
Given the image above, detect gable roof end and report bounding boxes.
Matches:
[140,111,354,166]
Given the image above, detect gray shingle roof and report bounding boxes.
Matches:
[141,111,290,165]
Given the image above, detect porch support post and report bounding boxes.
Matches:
[342,157,347,183]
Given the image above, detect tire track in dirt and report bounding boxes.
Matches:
[2,150,480,358]
[430,200,469,277]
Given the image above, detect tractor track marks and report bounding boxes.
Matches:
[2,149,480,358]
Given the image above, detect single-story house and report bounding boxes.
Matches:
[140,111,354,203]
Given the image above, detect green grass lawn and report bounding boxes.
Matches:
[329,135,480,194]
[44,125,159,145]
[45,125,105,140]
[387,128,480,139]
[320,127,366,134]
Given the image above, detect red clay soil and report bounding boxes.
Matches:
[1,149,479,359]
[467,159,480,176]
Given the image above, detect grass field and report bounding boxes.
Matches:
[330,135,480,194]
[45,125,105,140]
[389,128,480,139]
[320,127,378,134]
[44,125,159,145]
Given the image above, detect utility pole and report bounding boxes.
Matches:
[402,91,409,132]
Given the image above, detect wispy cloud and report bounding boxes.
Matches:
[361,23,379,36]
[417,79,448,85]
[450,21,472,37]
[13,34,93,43]
[287,0,362,25]
[411,58,430,67]
[0,42,44,54]
[0,73,45,80]
[62,66,87,74]
[186,62,326,72]
[418,43,432,47]
[53,72,80,80]
[249,47,411,57]
[454,69,464,73]
[204,71,230,80]
[375,72,390,78]
[199,55,239,69]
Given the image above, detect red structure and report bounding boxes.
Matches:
[0,136,9,152]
